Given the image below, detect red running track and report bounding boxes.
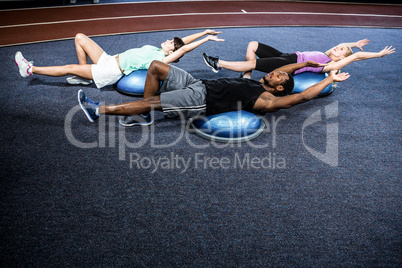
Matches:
[0,1,401,47]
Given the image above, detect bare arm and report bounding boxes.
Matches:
[339,39,370,51]
[258,61,326,84]
[163,35,225,64]
[258,71,350,112]
[181,29,222,44]
[325,39,370,54]
[274,60,326,74]
[322,46,395,72]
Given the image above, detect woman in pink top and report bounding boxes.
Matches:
[203,40,394,77]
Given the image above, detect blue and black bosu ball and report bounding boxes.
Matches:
[191,110,266,143]
[292,72,336,97]
[114,69,148,96]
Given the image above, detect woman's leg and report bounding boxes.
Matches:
[244,41,285,77]
[218,59,257,73]
[245,41,259,61]
[32,64,93,80]
[254,42,287,58]
[254,57,294,74]
[16,34,104,81]
[74,33,104,64]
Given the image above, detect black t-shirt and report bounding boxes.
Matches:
[202,78,266,115]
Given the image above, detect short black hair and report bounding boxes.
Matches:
[172,37,185,62]
[276,73,294,96]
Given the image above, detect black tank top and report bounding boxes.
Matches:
[202,78,266,115]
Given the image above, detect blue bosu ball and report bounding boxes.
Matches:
[114,69,148,96]
[292,72,335,97]
[191,110,265,143]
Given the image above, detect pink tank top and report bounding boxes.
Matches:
[294,51,332,74]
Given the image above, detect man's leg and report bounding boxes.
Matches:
[78,89,162,123]
[118,60,170,126]
[143,60,170,98]
[100,96,162,116]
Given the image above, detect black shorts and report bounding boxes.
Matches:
[254,42,297,73]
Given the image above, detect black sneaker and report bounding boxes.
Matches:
[203,53,220,73]
[119,113,153,127]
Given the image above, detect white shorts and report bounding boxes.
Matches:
[91,52,123,89]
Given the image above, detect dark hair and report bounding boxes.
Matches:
[173,37,184,51]
[276,73,294,96]
[172,37,185,63]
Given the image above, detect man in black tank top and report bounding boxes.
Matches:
[78,60,350,125]
[202,78,268,116]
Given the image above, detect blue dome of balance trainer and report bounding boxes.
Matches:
[191,110,265,143]
[292,72,335,97]
[114,69,148,96]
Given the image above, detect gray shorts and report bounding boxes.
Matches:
[159,65,206,119]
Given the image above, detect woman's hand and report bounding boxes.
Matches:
[207,35,225,42]
[205,29,222,35]
[378,46,396,57]
[356,39,370,51]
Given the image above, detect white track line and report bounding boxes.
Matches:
[1,11,401,29]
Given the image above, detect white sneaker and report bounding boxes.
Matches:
[15,52,33,77]
[119,113,153,127]
[67,76,92,85]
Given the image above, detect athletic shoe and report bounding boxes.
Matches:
[78,89,100,122]
[239,73,251,79]
[119,113,153,127]
[67,76,92,85]
[15,52,33,77]
[203,53,220,73]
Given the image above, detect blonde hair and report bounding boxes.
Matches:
[345,46,354,57]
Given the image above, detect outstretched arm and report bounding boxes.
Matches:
[258,61,326,84]
[163,35,224,64]
[325,39,370,55]
[322,46,395,72]
[260,71,350,112]
[338,39,370,51]
[274,60,326,74]
[181,29,222,44]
